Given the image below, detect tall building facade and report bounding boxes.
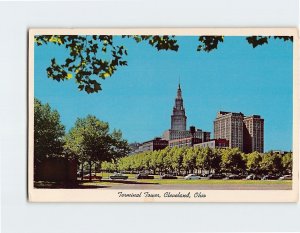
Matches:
[171,83,187,131]
[214,111,264,153]
[163,128,210,141]
[194,138,229,149]
[214,111,244,151]
[162,83,210,143]
[139,137,168,153]
[243,115,264,153]
[169,137,202,148]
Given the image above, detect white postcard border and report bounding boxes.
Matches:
[28,28,299,202]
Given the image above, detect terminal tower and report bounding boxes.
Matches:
[171,83,187,131]
[162,82,210,142]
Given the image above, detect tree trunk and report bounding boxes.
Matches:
[94,162,97,176]
[81,163,84,181]
[89,161,92,181]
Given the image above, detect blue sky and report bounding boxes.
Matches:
[34,36,293,151]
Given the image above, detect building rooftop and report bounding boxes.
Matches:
[217,111,244,117]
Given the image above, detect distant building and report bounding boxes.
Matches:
[194,139,229,149]
[171,83,187,131]
[162,83,210,142]
[129,142,142,155]
[214,111,244,151]
[214,111,264,153]
[270,150,290,155]
[139,137,168,153]
[243,115,264,153]
[169,137,202,148]
[163,128,210,141]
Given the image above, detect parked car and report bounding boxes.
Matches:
[246,174,261,180]
[77,171,89,177]
[278,174,292,180]
[136,173,154,179]
[224,174,241,180]
[161,174,177,179]
[207,173,226,179]
[83,173,101,180]
[238,174,247,179]
[184,174,201,180]
[109,173,128,180]
[262,174,278,180]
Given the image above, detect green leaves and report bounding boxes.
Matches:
[35,35,181,94]
[35,34,292,94]
[35,35,126,94]
[245,151,262,173]
[259,152,283,174]
[221,148,246,174]
[100,146,292,175]
[34,98,65,162]
[64,115,129,166]
[197,36,224,52]
[246,36,293,48]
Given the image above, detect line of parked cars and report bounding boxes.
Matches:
[78,170,292,181]
[183,173,292,180]
[246,174,292,180]
[77,171,102,180]
[136,173,154,179]
[109,172,129,180]
[136,173,178,179]
[184,173,228,180]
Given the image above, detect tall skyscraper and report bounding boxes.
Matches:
[214,111,244,151]
[243,115,264,153]
[162,83,210,142]
[214,111,264,153]
[171,83,187,131]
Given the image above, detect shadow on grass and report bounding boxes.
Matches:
[34,181,110,189]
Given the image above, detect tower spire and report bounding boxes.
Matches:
[171,79,187,131]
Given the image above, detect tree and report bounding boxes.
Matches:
[210,149,222,174]
[164,147,174,173]
[101,161,116,173]
[246,151,262,174]
[109,129,131,160]
[170,147,184,175]
[183,147,196,175]
[195,147,220,175]
[260,153,283,175]
[221,148,246,174]
[118,156,131,172]
[64,115,129,180]
[148,150,158,174]
[34,98,65,164]
[281,152,292,174]
[35,35,178,94]
[35,35,292,94]
[155,149,166,174]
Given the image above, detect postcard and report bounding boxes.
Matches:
[28,28,299,202]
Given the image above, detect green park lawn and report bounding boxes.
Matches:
[79,173,292,186]
[35,175,292,189]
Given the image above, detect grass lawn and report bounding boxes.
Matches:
[80,176,292,186]
[35,178,292,189]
